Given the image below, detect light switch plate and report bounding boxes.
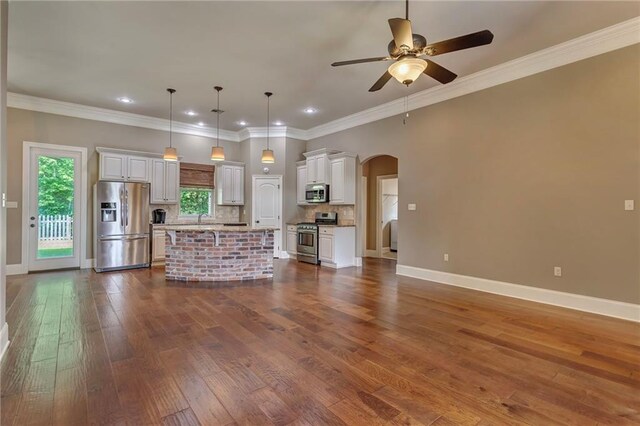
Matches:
[554,266,562,277]
[5,201,17,209]
[625,200,634,211]
[408,203,417,211]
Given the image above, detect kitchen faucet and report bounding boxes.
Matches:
[198,213,210,224]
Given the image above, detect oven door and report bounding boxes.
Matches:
[297,229,317,256]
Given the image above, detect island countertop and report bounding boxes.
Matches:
[155,224,279,232]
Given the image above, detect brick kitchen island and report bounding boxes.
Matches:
[158,225,275,282]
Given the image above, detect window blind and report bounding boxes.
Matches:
[180,163,214,188]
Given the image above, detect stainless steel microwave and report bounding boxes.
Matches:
[305,184,329,203]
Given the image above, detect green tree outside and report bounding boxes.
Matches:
[180,187,211,215]
[38,156,74,216]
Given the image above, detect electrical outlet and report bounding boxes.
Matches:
[554,266,562,277]
[444,253,449,262]
[408,203,417,211]
[625,200,635,211]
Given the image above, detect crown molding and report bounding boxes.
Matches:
[306,17,640,140]
[7,17,638,143]
[7,92,242,142]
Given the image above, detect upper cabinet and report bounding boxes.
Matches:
[151,159,180,204]
[296,161,307,205]
[98,149,151,182]
[216,163,245,205]
[329,153,357,205]
[304,149,336,185]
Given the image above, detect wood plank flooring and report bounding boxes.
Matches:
[1,258,639,425]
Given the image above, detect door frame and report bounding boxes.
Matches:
[251,175,284,258]
[376,174,398,258]
[22,142,88,271]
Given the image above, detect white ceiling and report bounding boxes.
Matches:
[8,1,639,131]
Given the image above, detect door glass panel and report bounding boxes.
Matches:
[37,155,75,259]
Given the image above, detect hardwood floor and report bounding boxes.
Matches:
[1,258,639,425]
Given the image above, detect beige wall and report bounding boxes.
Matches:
[6,108,242,264]
[0,0,7,337]
[308,45,640,304]
[362,155,398,251]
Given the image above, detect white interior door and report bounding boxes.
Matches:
[252,176,282,257]
[27,146,82,271]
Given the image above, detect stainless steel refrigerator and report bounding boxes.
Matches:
[94,181,150,272]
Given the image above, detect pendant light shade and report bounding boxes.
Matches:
[164,88,178,161]
[261,149,275,164]
[262,92,275,164]
[210,86,225,162]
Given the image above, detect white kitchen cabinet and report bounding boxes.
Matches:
[152,229,166,264]
[100,153,127,181]
[127,156,150,182]
[286,225,297,255]
[216,163,245,205]
[329,153,357,205]
[318,226,356,268]
[99,151,150,182]
[296,162,307,205]
[151,159,180,204]
[306,154,329,184]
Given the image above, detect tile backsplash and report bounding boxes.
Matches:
[149,203,240,224]
[297,204,356,226]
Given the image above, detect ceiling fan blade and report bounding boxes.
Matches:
[331,57,391,67]
[388,18,414,51]
[369,71,393,92]
[424,30,494,56]
[423,59,457,84]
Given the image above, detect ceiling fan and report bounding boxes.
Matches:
[331,0,494,92]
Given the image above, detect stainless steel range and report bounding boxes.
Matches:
[296,212,338,264]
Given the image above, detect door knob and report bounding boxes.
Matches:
[30,216,35,220]
[30,224,35,228]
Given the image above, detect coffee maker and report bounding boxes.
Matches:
[152,209,166,224]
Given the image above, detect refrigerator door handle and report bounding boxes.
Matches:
[124,189,129,228]
[120,189,125,228]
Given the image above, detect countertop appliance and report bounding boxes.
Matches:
[297,212,338,264]
[152,209,166,224]
[94,181,150,272]
[305,183,329,203]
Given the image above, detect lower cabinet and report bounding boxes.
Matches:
[152,229,166,264]
[286,225,297,255]
[318,226,356,268]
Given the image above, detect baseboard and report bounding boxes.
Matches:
[355,257,363,267]
[0,322,9,363]
[278,251,291,259]
[81,258,95,269]
[396,265,640,323]
[6,263,27,275]
[364,250,378,258]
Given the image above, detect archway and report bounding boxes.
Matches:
[360,155,398,259]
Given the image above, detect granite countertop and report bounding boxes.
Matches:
[155,224,278,232]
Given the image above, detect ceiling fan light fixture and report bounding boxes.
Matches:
[388,57,427,86]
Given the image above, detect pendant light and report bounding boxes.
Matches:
[210,86,225,161]
[261,92,275,164]
[163,88,178,161]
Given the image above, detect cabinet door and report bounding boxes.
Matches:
[100,154,126,181]
[221,166,233,204]
[316,155,327,184]
[150,160,166,203]
[153,231,166,261]
[330,159,344,203]
[286,231,297,254]
[319,234,334,262]
[297,165,307,204]
[306,156,317,184]
[127,156,150,182]
[164,161,179,203]
[232,166,244,204]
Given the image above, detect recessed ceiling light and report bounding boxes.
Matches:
[185,110,197,116]
[197,122,206,127]
[117,97,133,104]
[237,121,247,126]
[303,107,317,114]
[274,121,284,126]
